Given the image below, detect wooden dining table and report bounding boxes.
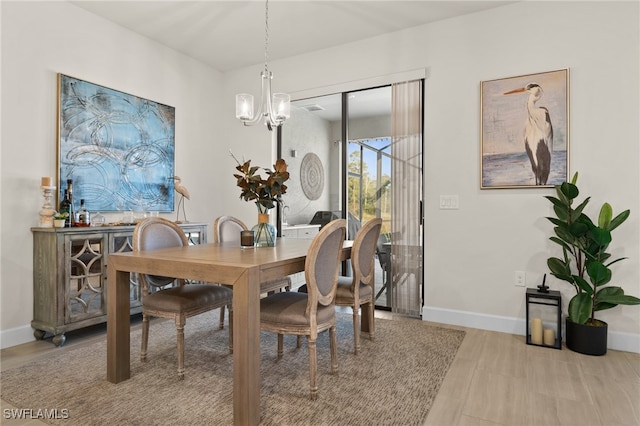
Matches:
[106,237,354,425]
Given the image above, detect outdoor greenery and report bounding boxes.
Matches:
[347,149,391,232]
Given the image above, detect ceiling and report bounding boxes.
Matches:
[294,87,391,121]
[71,1,516,72]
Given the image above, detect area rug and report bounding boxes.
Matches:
[1,312,465,425]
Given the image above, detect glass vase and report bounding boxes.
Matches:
[252,203,276,247]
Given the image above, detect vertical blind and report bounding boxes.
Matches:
[390,79,423,316]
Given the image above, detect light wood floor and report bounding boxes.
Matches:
[424,319,640,426]
[2,310,639,425]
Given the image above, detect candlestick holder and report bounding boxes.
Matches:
[39,185,57,227]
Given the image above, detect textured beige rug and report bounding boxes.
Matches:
[1,312,465,425]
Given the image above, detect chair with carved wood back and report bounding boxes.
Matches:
[259,219,346,400]
[133,217,233,379]
[214,216,292,292]
[213,215,292,329]
[335,218,382,354]
[299,218,382,354]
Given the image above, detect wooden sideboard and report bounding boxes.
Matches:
[31,222,207,346]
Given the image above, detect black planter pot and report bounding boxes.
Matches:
[565,318,608,356]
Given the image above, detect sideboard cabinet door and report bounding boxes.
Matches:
[31,222,207,346]
[65,232,107,324]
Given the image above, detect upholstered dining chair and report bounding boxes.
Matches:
[133,217,233,379]
[299,218,382,354]
[213,215,292,293]
[213,215,292,329]
[259,219,346,400]
[213,215,247,244]
[335,217,382,354]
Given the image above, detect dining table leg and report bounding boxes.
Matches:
[106,267,131,383]
[232,266,261,425]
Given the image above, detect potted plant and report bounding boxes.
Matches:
[545,172,640,355]
[53,212,69,228]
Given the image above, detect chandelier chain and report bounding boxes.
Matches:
[264,0,269,73]
[235,0,289,130]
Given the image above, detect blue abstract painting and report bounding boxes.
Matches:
[58,74,175,212]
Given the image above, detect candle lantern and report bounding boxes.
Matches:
[526,287,562,349]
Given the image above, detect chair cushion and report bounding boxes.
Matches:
[335,276,373,300]
[260,292,334,326]
[143,284,232,313]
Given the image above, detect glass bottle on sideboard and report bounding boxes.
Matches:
[59,189,71,227]
[77,199,90,227]
[67,179,76,227]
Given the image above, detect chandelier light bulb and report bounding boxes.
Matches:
[273,93,291,121]
[236,94,254,121]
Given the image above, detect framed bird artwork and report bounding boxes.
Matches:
[480,68,569,189]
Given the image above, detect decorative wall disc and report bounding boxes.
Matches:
[300,153,324,200]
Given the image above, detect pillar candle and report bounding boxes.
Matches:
[543,328,555,346]
[41,176,52,187]
[531,317,543,345]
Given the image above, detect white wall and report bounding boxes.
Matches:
[280,109,333,226]
[226,1,640,349]
[420,1,639,350]
[0,1,228,346]
[2,1,639,352]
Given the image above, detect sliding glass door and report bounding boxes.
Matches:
[345,86,394,309]
[279,82,423,316]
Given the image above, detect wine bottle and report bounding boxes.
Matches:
[59,189,71,227]
[67,179,76,227]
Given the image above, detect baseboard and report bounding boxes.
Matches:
[1,324,35,349]
[422,306,640,354]
[607,330,640,354]
[5,309,638,353]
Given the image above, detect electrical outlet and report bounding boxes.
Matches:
[515,271,526,287]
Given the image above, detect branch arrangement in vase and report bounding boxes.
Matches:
[232,153,290,210]
[231,153,290,247]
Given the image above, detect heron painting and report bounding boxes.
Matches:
[480,69,569,189]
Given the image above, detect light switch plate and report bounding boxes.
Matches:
[439,195,459,210]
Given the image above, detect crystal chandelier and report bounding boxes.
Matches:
[235,0,290,131]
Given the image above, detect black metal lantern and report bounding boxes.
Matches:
[526,287,562,349]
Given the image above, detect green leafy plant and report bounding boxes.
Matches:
[232,154,289,210]
[545,172,640,325]
[53,212,69,220]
